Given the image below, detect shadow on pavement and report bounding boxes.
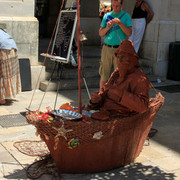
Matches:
[78,163,176,180]
[150,90,180,154]
[2,162,176,180]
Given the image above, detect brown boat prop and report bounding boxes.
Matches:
[24,0,164,174]
[25,92,164,173]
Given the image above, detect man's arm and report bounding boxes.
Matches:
[142,2,154,25]
[111,18,132,37]
[99,20,113,37]
[99,27,109,37]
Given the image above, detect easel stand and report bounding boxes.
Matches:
[38,29,90,111]
[38,61,64,110]
[38,51,91,111]
[28,7,90,112]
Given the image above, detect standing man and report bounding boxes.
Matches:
[99,0,132,90]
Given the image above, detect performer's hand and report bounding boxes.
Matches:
[112,18,121,25]
[90,92,102,104]
[107,20,113,28]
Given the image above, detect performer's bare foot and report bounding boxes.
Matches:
[0,99,6,105]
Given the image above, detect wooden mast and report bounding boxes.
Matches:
[77,0,82,113]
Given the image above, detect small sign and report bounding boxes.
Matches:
[41,10,77,63]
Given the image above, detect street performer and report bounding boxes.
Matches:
[89,40,151,120]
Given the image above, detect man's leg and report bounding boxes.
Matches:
[99,45,113,90]
[99,45,112,89]
[99,46,119,90]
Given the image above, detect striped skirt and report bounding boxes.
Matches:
[0,49,21,100]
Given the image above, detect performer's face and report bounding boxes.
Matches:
[112,0,122,14]
[116,54,134,72]
[116,55,129,66]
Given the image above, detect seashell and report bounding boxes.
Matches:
[93,131,103,140]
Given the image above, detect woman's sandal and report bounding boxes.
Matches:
[0,99,6,105]
[148,128,158,138]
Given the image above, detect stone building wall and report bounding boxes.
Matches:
[124,0,180,77]
[80,0,101,45]
[1,0,179,80]
[0,0,39,65]
[0,0,44,89]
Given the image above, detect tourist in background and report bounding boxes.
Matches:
[0,28,21,105]
[99,0,132,90]
[99,6,107,21]
[129,0,154,53]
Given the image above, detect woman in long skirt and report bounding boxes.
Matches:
[0,29,21,105]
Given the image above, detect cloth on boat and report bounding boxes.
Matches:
[0,48,21,100]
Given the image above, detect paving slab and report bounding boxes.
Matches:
[2,141,37,165]
[141,161,177,179]
[0,144,16,163]
[151,156,180,171]
[149,140,180,158]
[173,169,180,180]
[0,125,37,142]
[0,108,9,115]
[141,146,166,160]
[1,161,28,180]
[134,155,149,163]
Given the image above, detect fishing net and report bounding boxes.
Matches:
[26,93,164,146]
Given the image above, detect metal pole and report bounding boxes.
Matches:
[81,41,91,99]
[77,0,82,113]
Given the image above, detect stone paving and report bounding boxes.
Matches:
[0,80,180,180]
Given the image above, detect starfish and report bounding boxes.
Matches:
[52,123,73,140]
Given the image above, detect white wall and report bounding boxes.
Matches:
[0,0,35,17]
[0,0,44,89]
[0,0,38,65]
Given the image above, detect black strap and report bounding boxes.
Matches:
[106,12,126,36]
[118,12,126,20]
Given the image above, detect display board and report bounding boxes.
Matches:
[50,10,77,63]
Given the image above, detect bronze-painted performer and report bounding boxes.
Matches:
[88,40,150,120]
